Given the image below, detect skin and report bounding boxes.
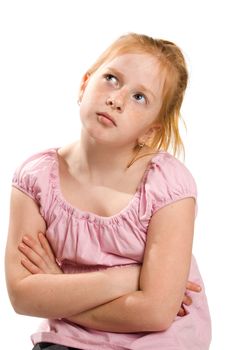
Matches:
[6,189,142,319]
[5,53,202,333]
[74,53,164,183]
[79,53,163,145]
[19,232,201,320]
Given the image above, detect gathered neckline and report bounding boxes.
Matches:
[50,147,164,221]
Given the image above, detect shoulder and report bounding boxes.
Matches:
[150,150,197,190]
[12,148,58,201]
[12,148,58,182]
[147,150,198,215]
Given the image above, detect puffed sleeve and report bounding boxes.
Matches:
[12,156,41,202]
[148,152,198,217]
[12,150,56,217]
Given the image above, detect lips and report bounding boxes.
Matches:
[97,112,117,126]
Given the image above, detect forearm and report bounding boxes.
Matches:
[12,265,139,319]
[66,290,167,333]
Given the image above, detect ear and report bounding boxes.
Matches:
[78,73,90,103]
[148,121,162,133]
[146,123,162,138]
[138,123,162,147]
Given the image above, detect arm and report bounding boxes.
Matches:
[5,188,140,318]
[67,280,198,329]
[19,196,197,332]
[65,197,196,332]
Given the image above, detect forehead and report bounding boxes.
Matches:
[99,53,166,95]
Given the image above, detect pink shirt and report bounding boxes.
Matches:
[12,148,211,350]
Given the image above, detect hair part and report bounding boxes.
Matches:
[83,32,188,162]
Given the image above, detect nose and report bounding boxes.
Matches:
[106,90,126,112]
[106,97,122,111]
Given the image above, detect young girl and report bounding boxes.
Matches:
[5,33,211,349]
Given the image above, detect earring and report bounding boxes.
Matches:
[138,142,145,148]
[126,142,145,169]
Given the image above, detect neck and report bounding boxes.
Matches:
[72,130,138,182]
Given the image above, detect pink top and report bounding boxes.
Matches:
[12,148,211,350]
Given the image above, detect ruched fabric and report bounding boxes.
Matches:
[12,148,211,350]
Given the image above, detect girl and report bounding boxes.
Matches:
[5,33,211,349]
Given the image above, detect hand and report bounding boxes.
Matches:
[18,233,201,318]
[18,232,63,274]
[177,281,202,317]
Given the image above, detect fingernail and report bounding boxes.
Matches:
[23,235,29,241]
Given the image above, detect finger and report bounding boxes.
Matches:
[37,234,63,274]
[182,294,192,306]
[22,234,52,266]
[177,306,186,317]
[22,235,45,258]
[21,257,42,274]
[38,233,56,262]
[186,281,202,292]
[18,243,47,272]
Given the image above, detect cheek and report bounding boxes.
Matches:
[82,85,96,101]
[83,80,107,100]
[144,106,161,126]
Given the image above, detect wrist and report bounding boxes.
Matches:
[106,264,140,295]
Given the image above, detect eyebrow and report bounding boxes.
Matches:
[105,67,156,100]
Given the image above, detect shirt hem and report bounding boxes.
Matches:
[31,332,128,350]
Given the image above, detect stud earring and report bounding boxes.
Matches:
[138,142,145,148]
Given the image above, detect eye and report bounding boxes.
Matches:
[133,93,147,104]
[104,74,118,85]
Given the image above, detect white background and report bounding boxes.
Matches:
[0,1,232,349]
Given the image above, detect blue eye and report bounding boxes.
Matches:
[133,93,146,103]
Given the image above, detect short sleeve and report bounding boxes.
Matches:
[148,152,198,217]
[12,150,56,215]
[12,157,39,201]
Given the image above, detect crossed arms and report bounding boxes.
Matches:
[5,187,200,333]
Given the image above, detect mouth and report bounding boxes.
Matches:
[96,112,117,127]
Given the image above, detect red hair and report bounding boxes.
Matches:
[84,33,188,161]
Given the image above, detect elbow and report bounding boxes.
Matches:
[8,291,23,315]
[8,289,24,315]
[139,292,179,331]
[154,317,173,332]
[11,299,25,315]
[7,281,30,316]
[145,315,172,332]
[142,305,175,332]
